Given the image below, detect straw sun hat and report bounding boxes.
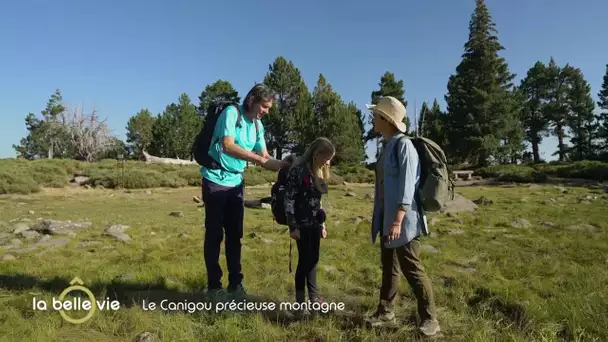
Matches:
[365,96,407,133]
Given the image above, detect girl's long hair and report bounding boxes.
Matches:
[293,137,335,193]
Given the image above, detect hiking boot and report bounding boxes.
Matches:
[419,319,441,336]
[365,310,396,328]
[207,288,226,304]
[309,296,326,316]
[228,284,248,302]
[292,307,311,320]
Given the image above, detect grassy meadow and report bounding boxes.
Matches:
[1,177,607,341]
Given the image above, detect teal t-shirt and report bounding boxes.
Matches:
[201,104,266,187]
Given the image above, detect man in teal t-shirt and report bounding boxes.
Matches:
[201,84,293,301]
[201,103,266,187]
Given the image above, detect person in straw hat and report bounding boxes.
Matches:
[364,96,440,336]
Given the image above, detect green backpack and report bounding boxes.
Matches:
[393,134,455,212]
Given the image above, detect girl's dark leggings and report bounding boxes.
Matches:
[295,226,321,302]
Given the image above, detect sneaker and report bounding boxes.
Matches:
[228,284,248,302]
[365,310,396,328]
[419,319,441,336]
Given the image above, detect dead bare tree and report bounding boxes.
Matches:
[65,104,114,162]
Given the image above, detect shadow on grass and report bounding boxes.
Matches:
[0,273,399,331]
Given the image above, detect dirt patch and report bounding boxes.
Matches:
[467,287,532,332]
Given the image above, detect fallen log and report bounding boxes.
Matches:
[142,150,198,165]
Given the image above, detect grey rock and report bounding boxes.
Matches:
[36,237,71,247]
[12,223,30,235]
[31,220,93,235]
[455,266,477,274]
[105,224,130,234]
[511,219,531,229]
[565,224,598,233]
[20,230,40,240]
[104,232,131,243]
[441,194,478,214]
[322,265,338,273]
[77,241,102,248]
[421,244,440,254]
[6,239,23,248]
[540,222,555,227]
[178,233,190,239]
[38,234,51,242]
[446,228,465,235]
[2,254,16,261]
[244,199,271,209]
[169,211,184,217]
[0,232,11,244]
[473,196,493,205]
[344,192,357,198]
[134,332,154,342]
[116,273,134,280]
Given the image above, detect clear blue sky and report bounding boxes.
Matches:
[1,0,607,162]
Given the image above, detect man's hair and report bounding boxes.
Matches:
[243,83,276,112]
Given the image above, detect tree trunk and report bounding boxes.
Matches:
[556,124,566,161]
[532,137,540,163]
[276,146,283,160]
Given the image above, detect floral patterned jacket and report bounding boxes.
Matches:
[284,164,324,232]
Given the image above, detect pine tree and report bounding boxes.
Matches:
[149,94,201,159]
[197,80,240,120]
[519,61,552,163]
[544,58,573,161]
[366,72,408,160]
[312,74,365,164]
[263,57,311,159]
[126,109,156,159]
[416,101,430,137]
[444,0,521,166]
[597,64,608,159]
[13,89,72,159]
[565,67,597,160]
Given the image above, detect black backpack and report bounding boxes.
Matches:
[191,102,259,172]
[270,165,291,225]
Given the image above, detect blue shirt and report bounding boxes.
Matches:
[371,134,429,248]
[201,105,266,187]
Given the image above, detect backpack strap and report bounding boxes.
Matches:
[392,134,407,165]
[392,134,423,208]
[235,105,260,141]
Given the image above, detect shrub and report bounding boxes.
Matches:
[333,163,374,183]
[0,171,40,194]
[476,165,548,183]
[554,160,608,182]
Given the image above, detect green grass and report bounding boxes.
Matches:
[1,183,607,341]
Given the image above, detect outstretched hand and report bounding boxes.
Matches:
[281,153,296,168]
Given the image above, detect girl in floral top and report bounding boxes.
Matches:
[284,137,335,316]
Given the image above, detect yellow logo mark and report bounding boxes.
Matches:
[58,277,97,324]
